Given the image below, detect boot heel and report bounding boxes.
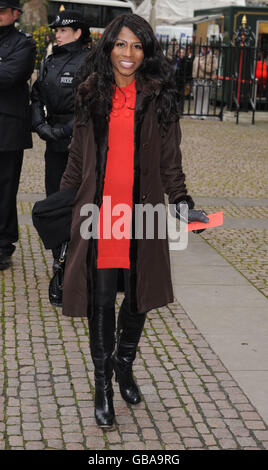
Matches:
[112,355,141,405]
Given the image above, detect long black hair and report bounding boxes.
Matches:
[75,13,179,130]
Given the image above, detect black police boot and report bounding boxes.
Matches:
[89,306,116,428]
[111,299,146,405]
[0,250,11,271]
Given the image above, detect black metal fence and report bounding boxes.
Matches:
[160,38,268,124]
[33,26,268,124]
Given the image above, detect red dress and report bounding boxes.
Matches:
[97,80,136,269]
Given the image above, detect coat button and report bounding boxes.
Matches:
[143,142,149,149]
[142,195,146,200]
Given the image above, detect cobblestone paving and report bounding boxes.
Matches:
[19,137,45,195]
[1,122,267,450]
[181,120,268,198]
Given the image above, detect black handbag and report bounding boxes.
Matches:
[32,187,78,249]
[49,242,68,307]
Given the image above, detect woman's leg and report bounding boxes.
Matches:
[112,269,146,404]
[88,268,118,428]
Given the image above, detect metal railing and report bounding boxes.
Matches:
[159,37,268,124]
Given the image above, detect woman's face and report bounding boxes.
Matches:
[55,26,82,46]
[110,26,144,87]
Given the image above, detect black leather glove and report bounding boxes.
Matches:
[51,127,67,140]
[175,201,209,234]
[36,123,57,142]
[52,124,73,140]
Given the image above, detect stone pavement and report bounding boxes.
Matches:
[0,120,268,450]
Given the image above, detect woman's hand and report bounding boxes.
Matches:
[175,202,209,234]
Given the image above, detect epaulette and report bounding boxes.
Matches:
[18,30,33,39]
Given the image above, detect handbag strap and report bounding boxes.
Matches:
[59,241,68,263]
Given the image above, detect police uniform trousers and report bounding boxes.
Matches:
[45,148,69,198]
[44,148,69,259]
[0,150,23,256]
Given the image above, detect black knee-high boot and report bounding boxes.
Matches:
[111,299,146,405]
[89,306,115,428]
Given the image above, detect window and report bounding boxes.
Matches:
[84,5,102,28]
[103,7,132,27]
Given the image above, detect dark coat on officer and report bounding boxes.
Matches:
[60,76,194,318]
[0,24,36,151]
[31,40,89,152]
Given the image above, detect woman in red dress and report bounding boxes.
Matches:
[61,14,208,428]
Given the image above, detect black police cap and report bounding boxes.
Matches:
[0,0,22,11]
[49,10,87,30]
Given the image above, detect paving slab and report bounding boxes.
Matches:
[172,265,250,286]
[171,305,268,336]
[195,197,268,207]
[222,218,268,229]
[204,334,268,371]
[173,284,267,309]
[231,372,268,425]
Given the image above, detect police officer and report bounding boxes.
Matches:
[0,0,36,270]
[31,10,90,197]
[31,10,90,264]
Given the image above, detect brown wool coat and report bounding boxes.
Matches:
[60,79,192,317]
